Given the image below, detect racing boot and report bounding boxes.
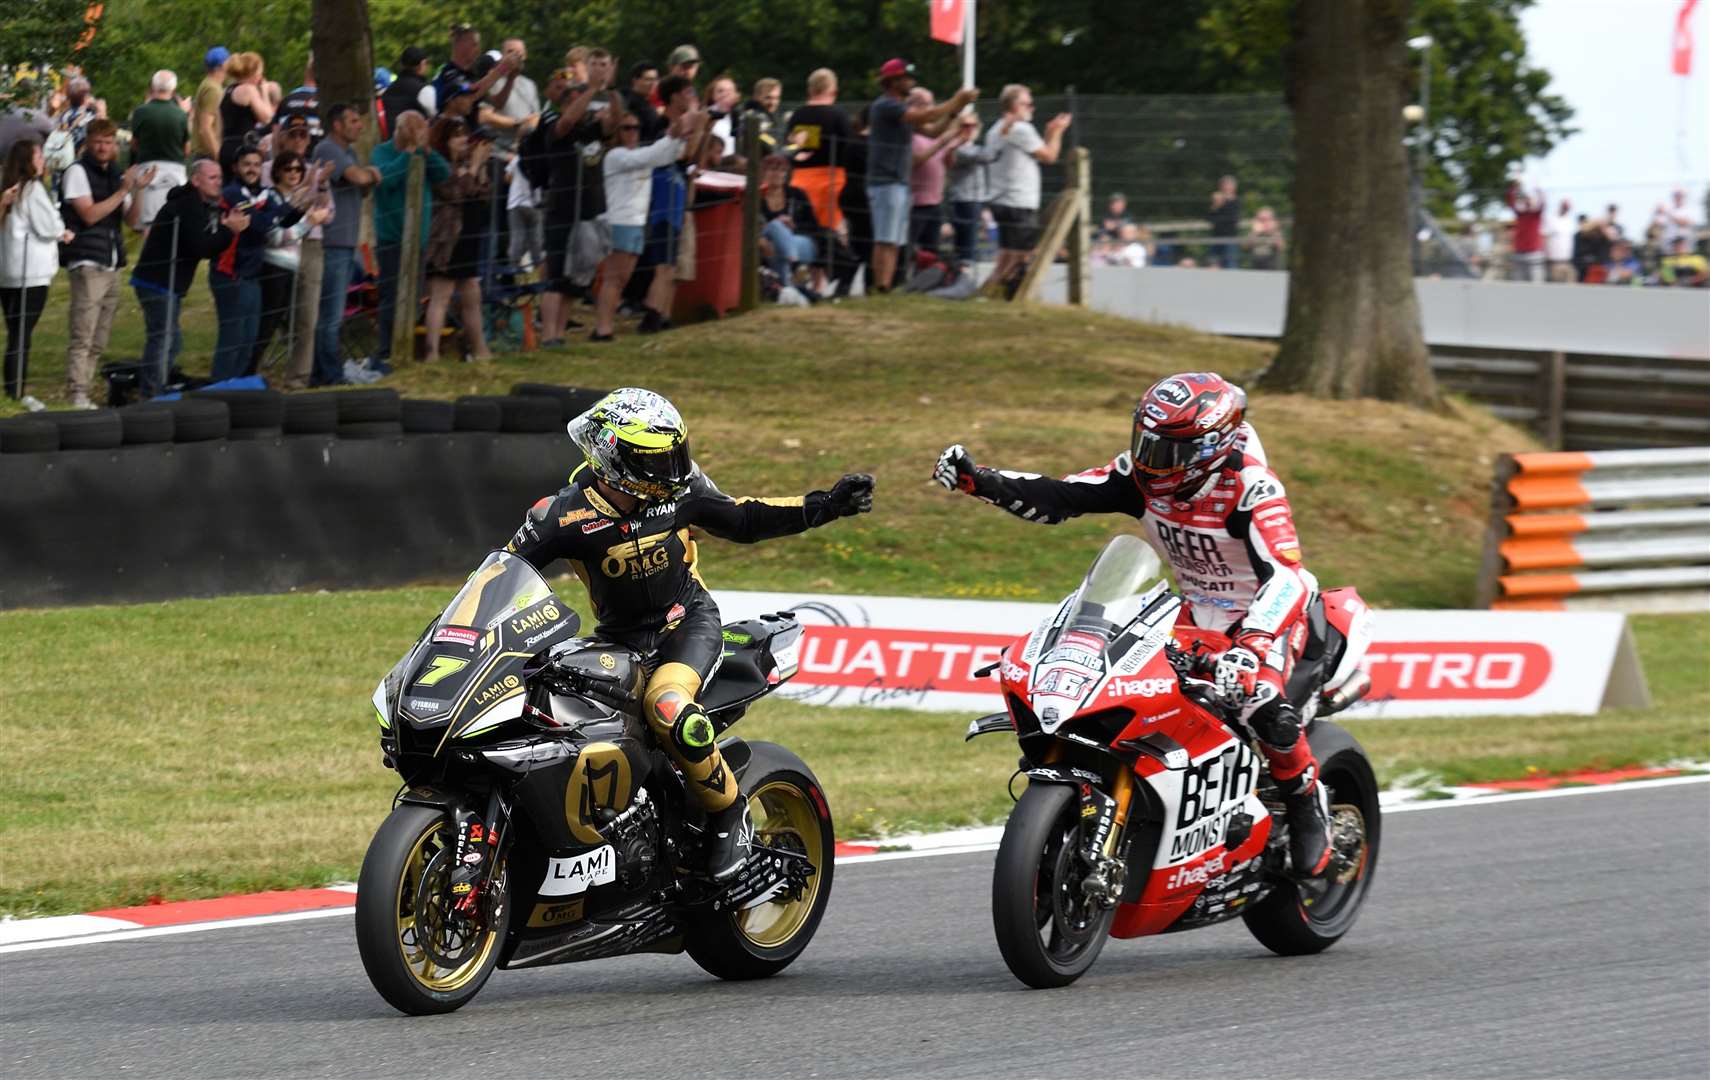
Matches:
[703,799,754,882]
[1279,768,1333,878]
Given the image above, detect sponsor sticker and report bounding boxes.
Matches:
[558,508,596,526]
[406,698,443,714]
[539,845,618,897]
[433,626,480,648]
[581,519,615,535]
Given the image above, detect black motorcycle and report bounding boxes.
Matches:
[355,550,834,1015]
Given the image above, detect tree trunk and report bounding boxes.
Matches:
[311,0,375,134]
[1267,0,1436,407]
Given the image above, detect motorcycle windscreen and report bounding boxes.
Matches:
[397,550,582,740]
[1043,535,1167,657]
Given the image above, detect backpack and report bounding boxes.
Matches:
[518,111,556,191]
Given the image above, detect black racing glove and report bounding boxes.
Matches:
[933,444,979,493]
[826,473,875,518]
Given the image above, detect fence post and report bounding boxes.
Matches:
[1065,147,1091,306]
[738,114,761,313]
[390,153,425,365]
[1539,350,1566,450]
[1474,453,1518,608]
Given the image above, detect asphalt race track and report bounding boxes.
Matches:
[4,783,1707,1079]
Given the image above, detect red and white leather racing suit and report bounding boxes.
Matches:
[959,423,1320,785]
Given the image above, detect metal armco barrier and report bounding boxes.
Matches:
[1476,447,1710,612]
[0,434,572,609]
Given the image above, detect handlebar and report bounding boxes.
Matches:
[548,663,638,708]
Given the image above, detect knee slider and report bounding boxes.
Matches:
[671,704,717,763]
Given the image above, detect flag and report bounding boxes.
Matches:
[1674,0,1699,76]
[931,0,967,46]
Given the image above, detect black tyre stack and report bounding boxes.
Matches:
[192,389,287,441]
[336,389,403,439]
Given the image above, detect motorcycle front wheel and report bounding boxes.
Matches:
[992,782,1115,989]
[354,803,510,1015]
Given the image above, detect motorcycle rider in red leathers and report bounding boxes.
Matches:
[933,371,1333,876]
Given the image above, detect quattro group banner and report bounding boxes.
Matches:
[712,590,1650,718]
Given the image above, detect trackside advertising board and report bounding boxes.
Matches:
[712,591,1648,718]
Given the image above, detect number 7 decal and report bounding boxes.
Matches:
[416,656,469,687]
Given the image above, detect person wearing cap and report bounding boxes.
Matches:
[866,59,977,292]
[484,38,540,162]
[663,45,702,100]
[192,47,230,160]
[381,46,437,134]
[276,56,322,149]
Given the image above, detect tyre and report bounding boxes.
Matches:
[282,393,339,435]
[482,394,560,433]
[511,383,609,423]
[168,398,231,442]
[401,398,456,434]
[453,397,503,432]
[117,404,174,445]
[992,782,1115,988]
[40,410,123,450]
[225,426,284,441]
[0,418,58,453]
[334,388,401,423]
[338,420,404,439]
[191,388,286,429]
[355,804,510,1015]
[685,741,835,981]
[1242,721,1380,956]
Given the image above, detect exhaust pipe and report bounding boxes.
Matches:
[1318,669,1371,717]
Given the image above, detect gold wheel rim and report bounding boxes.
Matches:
[734,781,826,949]
[393,822,500,993]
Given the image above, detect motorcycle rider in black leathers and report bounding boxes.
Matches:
[505,388,875,880]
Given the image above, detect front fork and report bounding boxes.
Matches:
[446,791,511,924]
[1038,745,1135,909]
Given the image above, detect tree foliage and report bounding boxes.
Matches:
[57,0,1569,216]
[1196,0,1574,216]
[0,0,117,110]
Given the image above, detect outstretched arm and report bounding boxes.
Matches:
[687,472,873,543]
[933,444,1137,524]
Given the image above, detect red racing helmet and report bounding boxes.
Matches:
[1130,372,1247,499]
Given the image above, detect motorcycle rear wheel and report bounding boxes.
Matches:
[992,782,1115,989]
[1242,721,1380,956]
[355,804,510,1015]
[685,742,836,980]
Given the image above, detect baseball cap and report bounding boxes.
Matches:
[204,46,231,69]
[473,50,501,78]
[280,114,311,131]
[398,46,429,69]
[878,58,915,80]
[667,45,702,68]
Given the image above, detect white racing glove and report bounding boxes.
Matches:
[1214,645,1262,706]
[933,444,978,493]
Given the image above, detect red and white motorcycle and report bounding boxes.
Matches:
[967,534,1379,988]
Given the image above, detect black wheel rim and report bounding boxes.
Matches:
[1295,769,1376,931]
[1033,810,1106,966]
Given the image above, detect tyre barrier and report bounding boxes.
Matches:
[1476,447,1710,612]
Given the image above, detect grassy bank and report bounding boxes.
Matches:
[1,580,1703,917]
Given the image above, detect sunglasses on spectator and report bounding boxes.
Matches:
[278,165,305,174]
[620,123,641,131]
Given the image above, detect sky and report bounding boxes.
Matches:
[1518,0,1708,225]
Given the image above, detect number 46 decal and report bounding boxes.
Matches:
[416,656,469,687]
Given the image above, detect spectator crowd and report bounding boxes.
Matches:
[1,27,1704,414]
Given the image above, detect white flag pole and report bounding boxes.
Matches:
[963,0,977,91]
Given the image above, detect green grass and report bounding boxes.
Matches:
[0,577,1703,918]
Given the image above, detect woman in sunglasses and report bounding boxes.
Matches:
[250,148,332,373]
